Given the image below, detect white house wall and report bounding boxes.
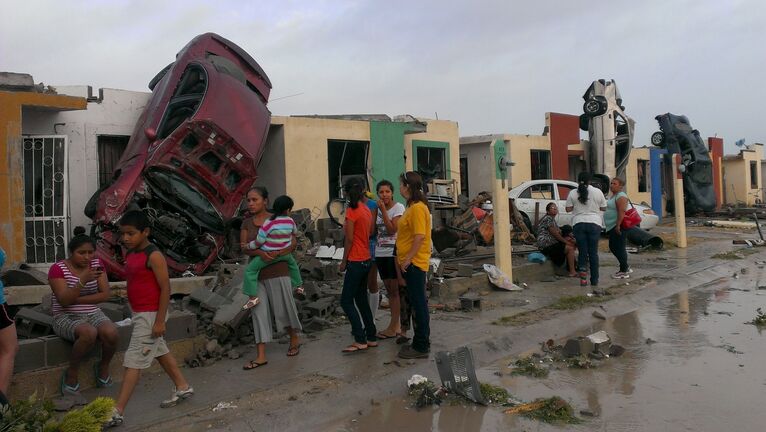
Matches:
[21,87,150,231]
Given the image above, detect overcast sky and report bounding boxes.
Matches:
[2,0,764,154]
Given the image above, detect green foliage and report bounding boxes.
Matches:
[0,395,114,432]
[479,383,510,405]
[58,397,114,432]
[550,295,604,310]
[511,357,549,378]
[522,397,581,424]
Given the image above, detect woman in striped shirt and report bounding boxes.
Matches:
[48,227,118,395]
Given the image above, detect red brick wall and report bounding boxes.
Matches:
[547,112,580,180]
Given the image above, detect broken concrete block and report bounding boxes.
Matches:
[0,266,48,286]
[592,310,607,320]
[457,264,474,278]
[563,337,594,358]
[14,308,53,338]
[165,310,198,342]
[190,286,229,312]
[586,331,611,355]
[40,335,73,367]
[459,294,481,311]
[0,72,35,90]
[212,293,251,330]
[304,298,335,318]
[14,338,46,373]
[302,281,319,301]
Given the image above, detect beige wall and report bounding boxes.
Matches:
[274,116,370,216]
[625,147,652,205]
[723,144,764,206]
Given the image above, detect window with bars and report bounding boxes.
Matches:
[97,135,129,188]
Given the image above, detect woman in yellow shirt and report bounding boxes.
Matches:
[395,171,432,359]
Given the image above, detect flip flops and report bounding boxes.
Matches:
[60,371,80,396]
[376,332,396,340]
[342,344,368,353]
[242,297,261,310]
[287,344,301,357]
[243,360,268,370]
[93,363,113,388]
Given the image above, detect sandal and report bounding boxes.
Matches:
[93,362,113,388]
[294,287,306,301]
[287,344,301,357]
[60,371,80,396]
[243,360,268,370]
[242,297,261,310]
[376,332,397,340]
[342,343,368,353]
[367,341,379,348]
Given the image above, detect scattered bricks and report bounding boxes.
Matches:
[165,310,198,342]
[212,293,251,331]
[318,261,340,281]
[302,281,320,301]
[304,298,334,319]
[459,294,482,311]
[14,308,53,338]
[98,302,126,322]
[586,331,611,355]
[190,286,229,312]
[13,338,46,373]
[40,335,73,368]
[457,263,474,278]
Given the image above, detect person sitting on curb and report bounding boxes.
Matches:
[536,203,577,277]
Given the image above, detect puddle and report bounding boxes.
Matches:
[329,271,766,432]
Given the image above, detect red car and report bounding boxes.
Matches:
[86,33,272,279]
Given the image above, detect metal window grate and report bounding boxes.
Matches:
[434,346,486,405]
[22,135,69,264]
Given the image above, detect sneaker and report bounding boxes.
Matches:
[104,408,124,428]
[612,271,630,279]
[398,345,429,359]
[160,386,194,408]
[627,267,634,273]
[579,272,588,287]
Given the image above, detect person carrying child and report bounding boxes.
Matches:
[106,210,193,427]
[241,195,303,310]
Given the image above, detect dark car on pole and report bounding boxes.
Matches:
[651,113,716,214]
[85,33,272,279]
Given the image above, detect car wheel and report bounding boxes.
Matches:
[583,99,602,116]
[520,212,534,233]
[579,114,589,131]
[651,131,665,146]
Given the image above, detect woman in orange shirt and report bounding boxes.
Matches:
[339,177,378,353]
[395,172,432,359]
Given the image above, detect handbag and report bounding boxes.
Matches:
[620,196,641,230]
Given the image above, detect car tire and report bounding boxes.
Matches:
[579,114,589,131]
[651,131,665,146]
[583,98,606,116]
[520,212,534,233]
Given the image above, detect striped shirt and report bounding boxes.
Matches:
[48,260,102,315]
[255,216,297,252]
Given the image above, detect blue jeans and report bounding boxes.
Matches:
[608,228,629,272]
[340,260,377,344]
[574,222,601,285]
[403,265,430,352]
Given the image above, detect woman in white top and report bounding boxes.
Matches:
[565,172,607,288]
[372,180,406,339]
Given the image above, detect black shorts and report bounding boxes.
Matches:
[0,303,14,330]
[541,242,566,267]
[376,256,398,280]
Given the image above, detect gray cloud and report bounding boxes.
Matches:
[2,0,764,153]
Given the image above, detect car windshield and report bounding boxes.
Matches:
[144,168,223,232]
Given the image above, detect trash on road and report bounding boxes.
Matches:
[212,401,238,412]
[483,264,522,291]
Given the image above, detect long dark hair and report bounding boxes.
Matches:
[343,176,365,209]
[577,172,591,205]
[270,195,294,220]
[68,226,95,253]
[399,171,428,206]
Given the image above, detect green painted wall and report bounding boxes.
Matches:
[369,121,408,202]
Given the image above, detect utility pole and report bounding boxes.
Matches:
[672,154,687,248]
[491,140,513,277]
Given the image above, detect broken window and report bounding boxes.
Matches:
[327,140,369,200]
[519,183,553,199]
[157,64,207,139]
[637,159,649,193]
[97,135,129,188]
[459,156,469,197]
[530,150,551,180]
[416,146,447,183]
[751,161,758,189]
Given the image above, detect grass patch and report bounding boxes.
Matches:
[712,248,758,260]
[550,295,604,310]
[480,383,511,405]
[748,307,766,326]
[493,310,536,326]
[505,396,580,424]
[510,357,549,378]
